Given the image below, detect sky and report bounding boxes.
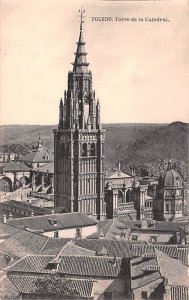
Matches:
[1,0,189,125]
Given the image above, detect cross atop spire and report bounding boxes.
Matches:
[78,8,85,32]
[72,8,89,73]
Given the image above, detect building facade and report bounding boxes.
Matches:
[154,160,184,221]
[54,11,106,219]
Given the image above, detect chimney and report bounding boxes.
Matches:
[99,230,104,239]
[9,213,13,220]
[3,214,6,224]
[163,278,171,300]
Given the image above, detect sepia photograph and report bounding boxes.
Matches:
[0,0,188,299]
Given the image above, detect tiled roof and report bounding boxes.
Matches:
[8,254,129,278]
[155,248,189,285]
[8,255,55,274]
[131,272,162,289]
[0,251,13,269]
[130,242,189,266]
[41,238,136,258]
[131,257,158,277]
[75,239,132,258]
[58,256,128,277]
[130,243,155,257]
[8,275,94,298]
[88,219,128,239]
[131,254,162,289]
[7,212,97,232]
[154,244,189,266]
[0,276,19,299]
[19,148,49,163]
[120,219,183,232]
[58,241,96,257]
[0,223,48,258]
[1,200,51,216]
[170,286,189,300]
[0,162,31,172]
[40,238,69,255]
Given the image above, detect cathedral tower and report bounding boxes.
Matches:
[53,10,106,219]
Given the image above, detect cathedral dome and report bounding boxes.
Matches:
[161,169,182,187]
[158,159,183,188]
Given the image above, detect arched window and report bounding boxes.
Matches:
[166,204,170,212]
[126,189,131,202]
[82,143,87,157]
[118,190,124,204]
[90,143,96,156]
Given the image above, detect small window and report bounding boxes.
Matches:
[132,235,138,241]
[166,204,170,212]
[141,291,148,299]
[76,228,81,238]
[48,219,58,226]
[150,235,157,242]
[82,143,87,157]
[90,143,96,156]
[54,231,59,238]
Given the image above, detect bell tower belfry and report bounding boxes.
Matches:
[53,10,106,220]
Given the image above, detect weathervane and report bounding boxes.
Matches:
[78,7,85,31]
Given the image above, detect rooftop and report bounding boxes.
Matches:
[0,223,48,259]
[1,200,51,216]
[108,170,133,180]
[8,275,94,298]
[155,248,189,285]
[8,254,129,278]
[0,162,31,172]
[7,212,97,232]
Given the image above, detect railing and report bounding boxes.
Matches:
[30,191,54,201]
[117,202,135,212]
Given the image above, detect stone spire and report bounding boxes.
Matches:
[72,9,89,74]
[58,98,63,129]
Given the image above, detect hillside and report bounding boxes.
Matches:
[0,122,188,175]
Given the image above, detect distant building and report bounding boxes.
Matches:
[0,152,18,163]
[54,11,105,219]
[88,218,189,245]
[0,162,31,192]
[1,200,50,218]
[6,239,189,300]
[104,167,136,219]
[154,160,184,221]
[1,222,189,299]
[19,136,50,169]
[6,212,97,239]
[131,183,154,220]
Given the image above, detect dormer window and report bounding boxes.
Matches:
[45,262,59,272]
[150,235,157,242]
[132,234,138,241]
[48,219,58,226]
[75,228,81,238]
